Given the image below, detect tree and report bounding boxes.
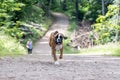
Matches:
[0,0,24,27]
[75,0,79,22]
[113,0,120,42]
[92,3,120,44]
[101,0,113,15]
[102,0,105,15]
[48,0,52,17]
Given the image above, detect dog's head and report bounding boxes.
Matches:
[54,31,64,45]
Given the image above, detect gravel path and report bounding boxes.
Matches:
[0,13,120,80]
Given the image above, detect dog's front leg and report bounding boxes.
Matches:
[52,49,57,61]
[59,48,63,59]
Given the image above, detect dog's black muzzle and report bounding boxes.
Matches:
[55,38,63,45]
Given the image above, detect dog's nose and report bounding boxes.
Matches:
[57,38,61,42]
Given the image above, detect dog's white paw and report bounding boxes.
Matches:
[54,61,60,65]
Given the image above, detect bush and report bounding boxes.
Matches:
[0,31,27,56]
[68,21,77,32]
[92,5,120,44]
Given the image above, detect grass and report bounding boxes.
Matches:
[63,20,80,54]
[0,12,53,57]
[64,21,120,55]
[41,17,53,34]
[63,39,80,54]
[0,32,27,57]
[64,41,120,56]
[67,21,78,32]
[64,19,120,56]
[79,43,120,56]
[111,43,120,56]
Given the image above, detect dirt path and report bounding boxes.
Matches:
[0,13,120,80]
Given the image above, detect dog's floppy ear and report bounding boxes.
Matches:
[54,31,58,35]
[54,31,59,37]
[60,33,67,39]
[64,36,68,39]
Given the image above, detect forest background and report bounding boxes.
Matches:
[0,0,120,56]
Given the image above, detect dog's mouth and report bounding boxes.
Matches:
[57,42,61,45]
[55,41,62,45]
[55,38,62,45]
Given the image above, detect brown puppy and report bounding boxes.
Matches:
[49,31,64,64]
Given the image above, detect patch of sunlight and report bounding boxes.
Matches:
[80,43,120,56]
[0,32,27,56]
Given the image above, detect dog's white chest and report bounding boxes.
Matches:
[55,45,62,50]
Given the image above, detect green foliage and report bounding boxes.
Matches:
[92,5,120,44]
[0,0,25,26]
[63,0,104,22]
[64,1,76,20]
[0,0,26,42]
[20,18,52,45]
[83,0,102,22]
[0,21,25,40]
[0,0,51,39]
[112,46,120,56]
[18,4,45,23]
[0,31,26,56]
[64,20,80,53]
[68,21,78,32]
[50,0,62,12]
[63,39,79,54]
[0,0,52,56]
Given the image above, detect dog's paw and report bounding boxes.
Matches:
[51,54,54,57]
[54,61,60,65]
[59,56,63,59]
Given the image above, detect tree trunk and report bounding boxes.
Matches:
[113,4,120,43]
[75,0,79,23]
[102,0,105,15]
[48,0,52,17]
[62,0,67,11]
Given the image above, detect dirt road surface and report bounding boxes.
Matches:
[0,13,120,80]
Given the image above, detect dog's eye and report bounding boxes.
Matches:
[60,36,63,38]
[55,36,58,38]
